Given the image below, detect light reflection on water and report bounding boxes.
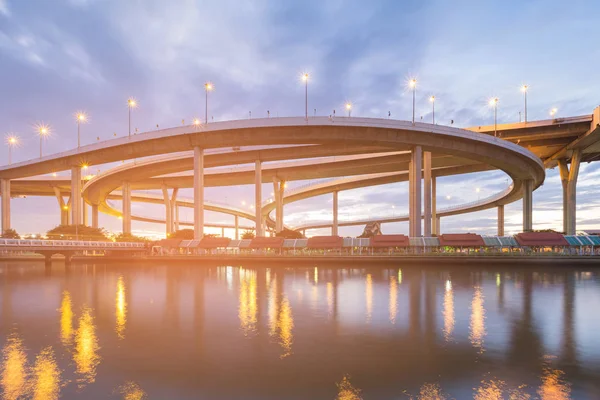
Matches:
[0,264,599,399]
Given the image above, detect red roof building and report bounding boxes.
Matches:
[438,233,485,247]
[307,236,344,249]
[371,234,410,248]
[514,232,569,247]
[249,237,285,249]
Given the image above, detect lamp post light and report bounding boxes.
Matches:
[302,73,309,120]
[550,108,558,119]
[521,85,529,123]
[76,112,87,149]
[7,135,18,165]
[345,102,352,117]
[408,78,417,124]
[127,98,137,137]
[204,82,213,124]
[489,97,499,137]
[36,124,50,158]
[193,118,201,131]
[429,95,435,124]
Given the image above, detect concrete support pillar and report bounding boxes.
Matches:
[1,179,10,233]
[91,204,98,229]
[234,215,239,240]
[66,198,72,226]
[193,147,204,240]
[498,205,505,236]
[558,150,582,235]
[122,181,131,234]
[170,188,179,233]
[431,176,437,236]
[423,151,432,237]
[174,204,179,232]
[436,217,441,236]
[82,201,88,226]
[332,190,339,236]
[221,227,225,237]
[54,187,67,226]
[523,179,533,232]
[272,178,285,233]
[162,185,172,235]
[255,160,263,237]
[70,167,81,226]
[408,146,422,237]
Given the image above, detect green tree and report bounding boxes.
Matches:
[1,229,20,239]
[241,230,255,239]
[168,229,195,239]
[113,232,150,242]
[46,225,109,241]
[275,228,304,239]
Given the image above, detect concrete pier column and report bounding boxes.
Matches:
[497,205,505,236]
[1,179,10,233]
[122,181,131,234]
[523,179,533,232]
[169,188,179,233]
[91,204,98,229]
[234,215,239,240]
[54,188,67,226]
[332,190,339,236]
[193,147,204,240]
[174,204,179,232]
[255,160,263,237]
[66,198,72,225]
[161,186,172,235]
[558,150,582,235]
[272,178,285,233]
[221,227,225,237]
[70,167,82,226]
[423,151,432,237]
[436,217,441,236]
[408,146,422,237]
[431,176,437,235]
[82,201,88,226]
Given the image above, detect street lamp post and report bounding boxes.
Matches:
[37,125,49,158]
[302,73,309,120]
[76,112,87,149]
[489,98,499,137]
[550,108,558,119]
[409,79,417,124]
[429,96,435,124]
[127,98,137,137]
[204,82,213,124]
[521,85,528,123]
[345,102,352,117]
[7,136,18,165]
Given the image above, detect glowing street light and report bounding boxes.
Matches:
[127,98,137,137]
[75,112,87,149]
[521,85,529,123]
[6,135,18,165]
[408,78,417,124]
[345,102,352,117]
[36,124,50,158]
[550,108,558,119]
[429,95,435,124]
[489,97,499,137]
[301,73,309,120]
[204,82,213,124]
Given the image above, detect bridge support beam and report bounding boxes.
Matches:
[423,151,432,237]
[234,215,239,240]
[255,160,263,237]
[122,181,132,234]
[409,146,422,237]
[91,204,98,229]
[174,204,179,232]
[522,179,533,232]
[558,150,582,235]
[1,179,10,233]
[431,176,437,236]
[70,167,81,226]
[272,178,285,233]
[53,188,68,226]
[436,217,441,236]
[169,188,178,234]
[498,205,505,236]
[193,147,204,240]
[82,201,88,226]
[332,190,339,236]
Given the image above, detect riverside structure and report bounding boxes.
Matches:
[1,108,600,243]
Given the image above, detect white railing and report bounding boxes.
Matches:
[0,239,146,248]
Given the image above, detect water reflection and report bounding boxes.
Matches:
[389,275,398,324]
[238,268,257,336]
[538,357,571,399]
[418,383,446,399]
[74,307,100,387]
[60,291,74,346]
[0,335,27,400]
[470,285,486,351]
[335,375,362,400]
[31,347,60,400]
[365,274,373,323]
[443,280,454,341]
[118,381,147,400]
[276,297,294,358]
[116,275,127,339]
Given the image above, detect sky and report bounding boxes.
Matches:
[1,0,599,238]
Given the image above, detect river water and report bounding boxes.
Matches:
[0,262,599,399]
